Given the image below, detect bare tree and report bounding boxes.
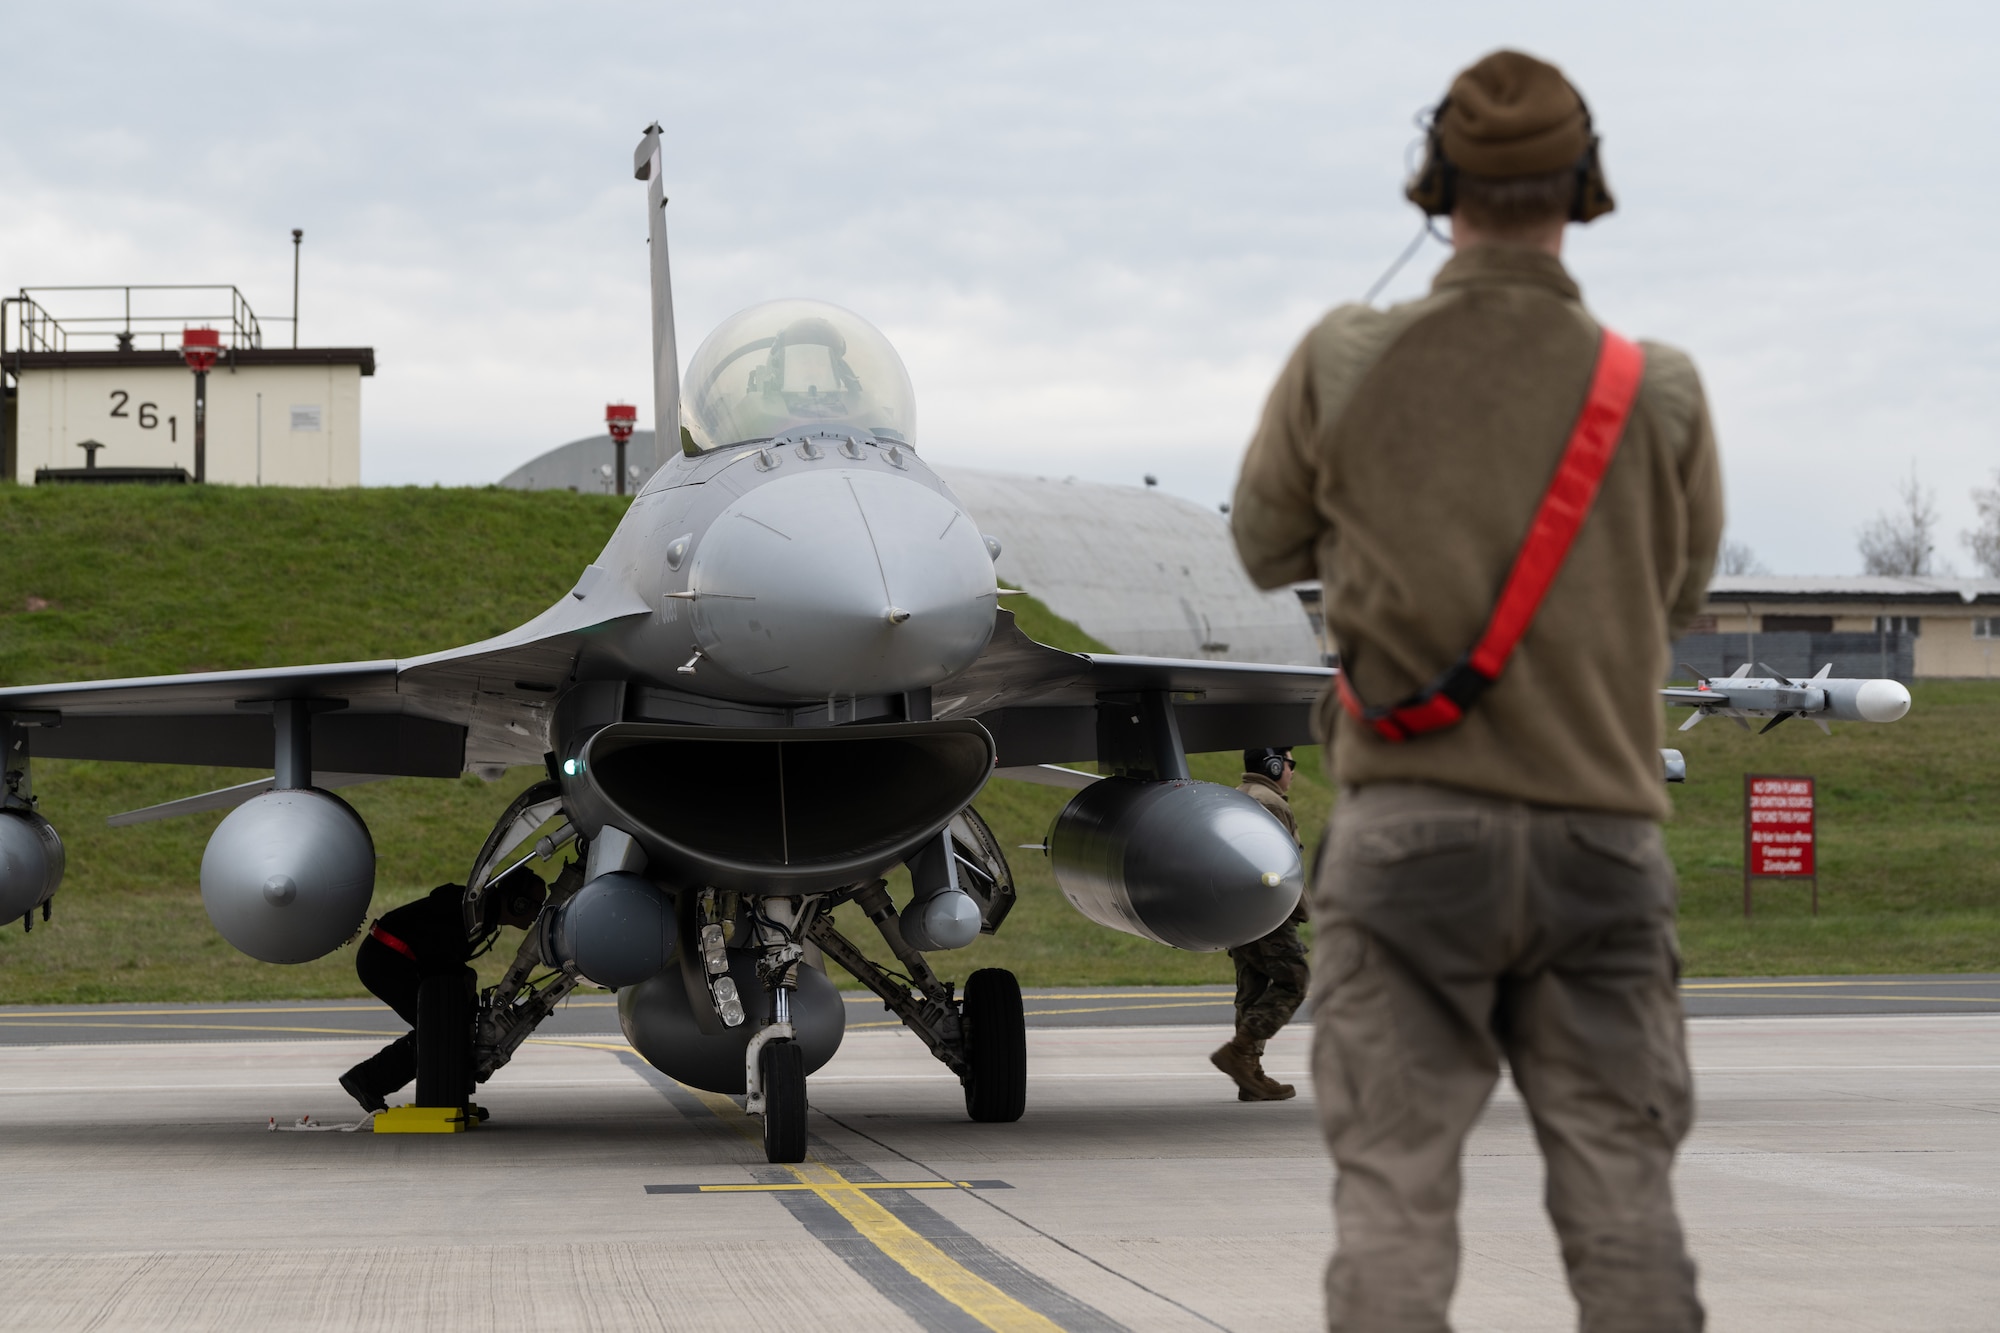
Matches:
[1716,540,1767,576]
[1965,470,2000,577]
[1857,469,1939,576]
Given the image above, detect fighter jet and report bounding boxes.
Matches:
[0,124,1319,1162]
[0,125,1917,1163]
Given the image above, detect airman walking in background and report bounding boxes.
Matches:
[1211,746,1310,1101]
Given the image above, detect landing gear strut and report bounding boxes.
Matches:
[747,896,815,1163]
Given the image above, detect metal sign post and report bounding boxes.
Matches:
[1744,773,1817,917]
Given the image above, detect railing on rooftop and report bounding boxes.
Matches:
[1,285,285,364]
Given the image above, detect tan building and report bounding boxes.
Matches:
[1695,576,2000,680]
[1294,575,2000,682]
[2,286,371,487]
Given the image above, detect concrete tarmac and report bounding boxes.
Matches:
[2,973,1998,1045]
[2,1002,1997,1329]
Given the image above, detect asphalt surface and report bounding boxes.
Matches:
[0,975,1996,1045]
[5,1015,1999,1330]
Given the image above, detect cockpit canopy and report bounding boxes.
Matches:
[680,299,916,453]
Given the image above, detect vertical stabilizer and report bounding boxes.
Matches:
[633,123,683,458]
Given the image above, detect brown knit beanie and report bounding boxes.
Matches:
[1438,50,1590,178]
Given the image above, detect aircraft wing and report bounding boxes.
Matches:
[936,612,1331,766]
[0,581,653,778]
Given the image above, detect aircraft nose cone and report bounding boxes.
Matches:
[687,469,997,697]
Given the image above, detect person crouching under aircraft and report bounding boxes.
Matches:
[338,865,547,1113]
[1211,746,1310,1101]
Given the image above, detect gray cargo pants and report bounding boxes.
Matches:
[1310,783,1702,1333]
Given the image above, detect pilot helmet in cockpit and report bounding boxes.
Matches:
[680,298,916,453]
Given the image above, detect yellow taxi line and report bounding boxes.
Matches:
[532,1037,1062,1332]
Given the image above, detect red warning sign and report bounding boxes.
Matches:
[1747,775,1816,877]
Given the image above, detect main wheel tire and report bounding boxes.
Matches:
[962,967,1026,1123]
[761,1039,808,1163]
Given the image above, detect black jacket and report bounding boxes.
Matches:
[370,883,476,976]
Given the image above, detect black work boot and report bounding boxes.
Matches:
[339,1068,388,1114]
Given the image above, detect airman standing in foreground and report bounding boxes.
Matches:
[1230,49,1721,1332]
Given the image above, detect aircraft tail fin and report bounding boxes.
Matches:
[634,122,687,459]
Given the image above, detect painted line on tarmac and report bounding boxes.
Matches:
[0,1019,401,1037]
[850,999,1233,1030]
[1682,979,2000,990]
[532,1037,1111,1333]
[1689,994,2000,1005]
[647,1180,1013,1194]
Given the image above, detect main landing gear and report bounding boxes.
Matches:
[806,881,1028,1141]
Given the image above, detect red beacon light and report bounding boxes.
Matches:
[179,326,222,373]
[605,403,638,496]
[605,403,637,445]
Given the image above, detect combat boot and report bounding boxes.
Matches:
[1211,1036,1294,1101]
[1237,1039,1296,1101]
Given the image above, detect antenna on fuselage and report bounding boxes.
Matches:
[633,122,686,458]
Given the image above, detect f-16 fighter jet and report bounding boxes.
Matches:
[0,125,1320,1161]
[0,125,1914,1162]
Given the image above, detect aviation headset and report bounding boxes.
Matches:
[1403,83,1614,224]
[1244,747,1294,783]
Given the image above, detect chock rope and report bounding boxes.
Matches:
[267,1112,374,1133]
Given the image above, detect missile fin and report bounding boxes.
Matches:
[1758,711,1796,735]
[1678,710,1706,732]
[1813,717,1831,735]
[1677,662,1710,687]
[1811,663,1833,681]
[1728,712,1751,732]
[1726,662,1752,678]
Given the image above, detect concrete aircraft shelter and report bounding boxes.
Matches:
[499,432,1323,667]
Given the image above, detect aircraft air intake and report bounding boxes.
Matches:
[1047,778,1304,951]
[561,719,996,893]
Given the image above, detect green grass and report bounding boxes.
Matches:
[1662,679,2000,975]
[0,485,1994,999]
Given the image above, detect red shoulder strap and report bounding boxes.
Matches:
[1337,330,1646,743]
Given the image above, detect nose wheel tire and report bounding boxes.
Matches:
[760,1039,808,1163]
[962,967,1026,1123]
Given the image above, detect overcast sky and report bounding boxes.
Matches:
[4,1,1996,575]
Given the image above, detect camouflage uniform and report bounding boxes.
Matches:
[1209,772,1310,1101]
[1229,773,1309,1051]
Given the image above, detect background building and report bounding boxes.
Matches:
[1,286,371,487]
[1684,576,2000,681]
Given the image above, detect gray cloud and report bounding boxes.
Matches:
[3,1,1995,573]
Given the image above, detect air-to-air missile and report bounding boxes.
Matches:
[1661,662,1913,735]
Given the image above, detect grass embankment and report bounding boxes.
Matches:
[1664,679,2000,974]
[0,484,1992,998]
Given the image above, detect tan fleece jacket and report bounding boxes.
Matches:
[1231,245,1723,820]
